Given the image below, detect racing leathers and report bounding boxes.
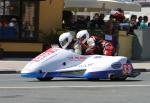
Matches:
[85,36,114,56]
[74,39,88,55]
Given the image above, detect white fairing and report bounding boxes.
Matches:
[21,48,128,75]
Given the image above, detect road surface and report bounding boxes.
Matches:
[0,73,149,103]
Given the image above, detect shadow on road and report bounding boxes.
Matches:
[27,79,143,82]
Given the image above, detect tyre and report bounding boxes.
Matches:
[110,75,127,81]
[117,76,127,81]
[37,77,53,81]
[87,78,99,81]
[109,74,117,81]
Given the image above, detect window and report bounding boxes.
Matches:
[22,1,36,40]
[0,0,39,41]
[0,0,19,16]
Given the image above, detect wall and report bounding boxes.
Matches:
[133,29,150,60]
[39,0,64,33]
[0,42,43,52]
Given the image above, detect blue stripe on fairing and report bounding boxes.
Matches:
[21,72,85,78]
[84,70,123,79]
[21,70,124,79]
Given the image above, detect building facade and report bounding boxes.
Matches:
[0,0,63,41]
[39,0,63,33]
[134,0,150,6]
[0,0,64,56]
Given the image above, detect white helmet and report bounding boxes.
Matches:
[76,30,90,44]
[59,32,73,49]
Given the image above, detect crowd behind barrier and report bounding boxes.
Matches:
[62,9,150,57]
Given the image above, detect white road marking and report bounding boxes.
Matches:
[0,85,150,89]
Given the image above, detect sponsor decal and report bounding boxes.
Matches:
[32,48,59,61]
[68,56,86,61]
[94,56,102,58]
[111,62,122,69]
[78,63,94,67]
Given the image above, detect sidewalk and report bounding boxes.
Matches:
[0,58,150,74]
[0,58,30,74]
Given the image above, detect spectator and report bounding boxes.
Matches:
[76,16,87,31]
[90,13,101,29]
[86,16,91,29]
[69,16,77,31]
[113,8,125,23]
[148,22,150,27]
[98,13,105,29]
[140,16,149,29]
[104,15,119,55]
[137,16,143,28]
[0,22,3,37]
[104,15,114,36]
[129,15,137,35]
[9,18,19,33]
[3,22,16,39]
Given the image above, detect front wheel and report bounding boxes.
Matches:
[37,77,53,81]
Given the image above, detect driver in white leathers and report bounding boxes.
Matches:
[59,32,75,51]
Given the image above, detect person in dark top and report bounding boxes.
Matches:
[129,15,137,35]
[90,13,101,29]
[76,16,87,31]
[98,13,105,29]
[0,22,3,38]
[137,16,142,28]
[69,17,77,31]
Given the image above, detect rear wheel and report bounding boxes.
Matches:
[109,74,127,81]
[37,77,53,81]
[117,76,127,81]
[110,76,127,81]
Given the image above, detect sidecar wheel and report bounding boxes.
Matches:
[110,75,127,81]
[37,77,53,81]
[117,76,127,81]
[87,78,99,81]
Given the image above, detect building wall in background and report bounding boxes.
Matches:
[39,0,64,33]
[134,0,150,6]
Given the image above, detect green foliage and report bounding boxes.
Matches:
[39,30,67,45]
[40,31,59,45]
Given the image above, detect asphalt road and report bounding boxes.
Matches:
[0,73,150,103]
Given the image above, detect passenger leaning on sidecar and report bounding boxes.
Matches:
[86,36,114,56]
[75,30,114,56]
